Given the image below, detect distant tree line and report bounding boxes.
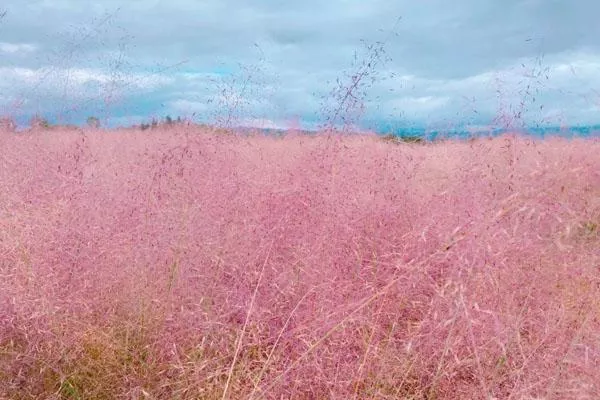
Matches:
[0,114,193,132]
[139,115,184,131]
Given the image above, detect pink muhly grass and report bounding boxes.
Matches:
[0,125,598,399]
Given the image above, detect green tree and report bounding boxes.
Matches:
[86,116,100,129]
[30,115,50,129]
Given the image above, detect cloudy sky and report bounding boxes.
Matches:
[0,0,599,131]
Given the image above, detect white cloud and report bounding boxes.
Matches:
[0,66,172,89]
[0,42,37,54]
[168,99,209,115]
[386,95,450,114]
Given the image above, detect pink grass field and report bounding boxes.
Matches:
[0,126,599,399]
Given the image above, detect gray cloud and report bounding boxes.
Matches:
[0,0,599,130]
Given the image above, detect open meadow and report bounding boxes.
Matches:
[1,126,599,399]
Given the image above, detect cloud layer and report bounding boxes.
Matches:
[0,0,599,130]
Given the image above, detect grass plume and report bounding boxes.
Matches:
[0,126,598,399]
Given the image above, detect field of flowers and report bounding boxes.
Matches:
[1,126,599,399]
